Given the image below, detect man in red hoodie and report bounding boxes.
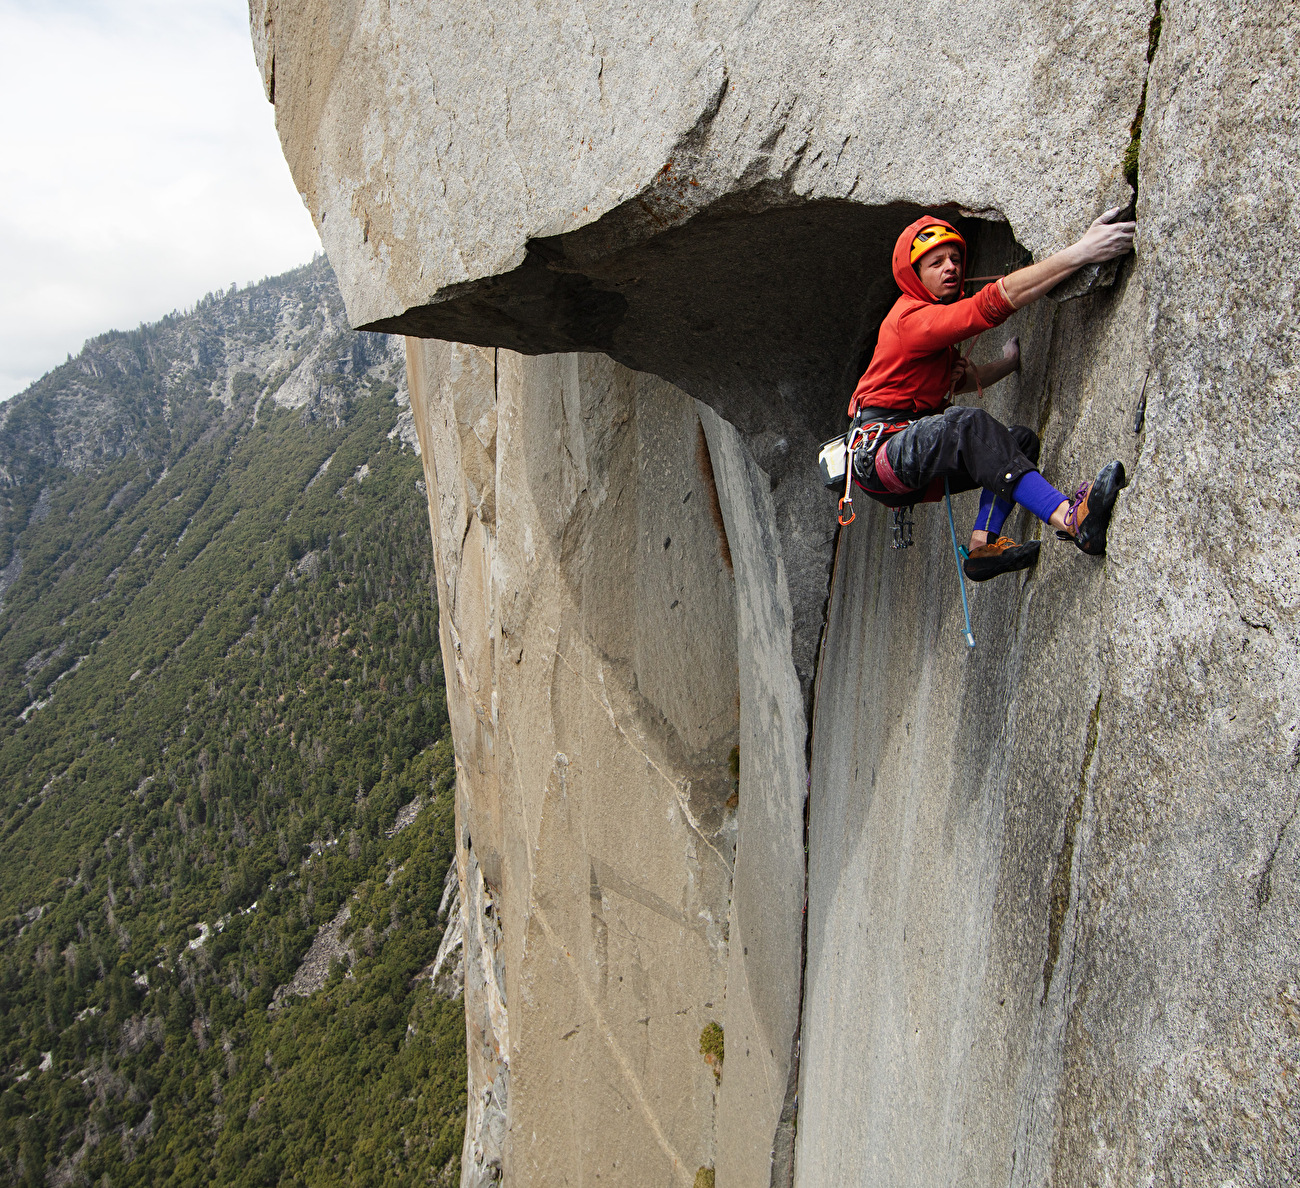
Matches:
[849,209,1135,580]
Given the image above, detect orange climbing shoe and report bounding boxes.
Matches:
[1057,461,1128,556]
[962,536,1041,582]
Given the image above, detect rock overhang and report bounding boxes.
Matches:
[361,195,1033,441]
[253,0,1151,393]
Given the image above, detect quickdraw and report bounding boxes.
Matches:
[836,423,871,526]
[837,419,909,527]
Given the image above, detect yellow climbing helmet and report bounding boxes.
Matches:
[909,224,966,264]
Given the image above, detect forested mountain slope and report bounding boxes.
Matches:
[0,259,465,1185]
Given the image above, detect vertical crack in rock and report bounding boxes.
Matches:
[765,796,808,1188]
[1256,793,1299,910]
[695,418,733,575]
[461,846,509,1187]
[697,405,810,1187]
[1043,694,1101,1003]
[1122,0,1165,193]
[770,521,849,1188]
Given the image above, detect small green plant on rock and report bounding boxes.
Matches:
[726,745,740,811]
[694,1169,716,1188]
[699,1021,724,1083]
[1123,0,1163,191]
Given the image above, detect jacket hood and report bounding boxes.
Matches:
[893,216,965,304]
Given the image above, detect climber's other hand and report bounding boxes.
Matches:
[951,356,974,391]
[1002,336,1021,371]
[1076,207,1136,263]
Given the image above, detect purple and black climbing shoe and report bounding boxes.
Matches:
[1057,461,1128,556]
[963,536,1041,583]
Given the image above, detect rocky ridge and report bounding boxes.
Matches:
[0,257,403,481]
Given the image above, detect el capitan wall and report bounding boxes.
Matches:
[253,0,1300,1182]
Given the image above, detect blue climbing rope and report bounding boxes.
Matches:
[944,477,976,649]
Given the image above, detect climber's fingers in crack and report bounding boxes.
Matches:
[1079,207,1137,263]
[1002,336,1021,370]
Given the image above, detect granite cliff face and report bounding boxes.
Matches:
[253,1,1300,1183]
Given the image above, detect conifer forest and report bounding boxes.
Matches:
[0,259,466,1185]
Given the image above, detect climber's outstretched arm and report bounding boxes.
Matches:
[1002,208,1136,309]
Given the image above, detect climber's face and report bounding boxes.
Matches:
[916,244,963,301]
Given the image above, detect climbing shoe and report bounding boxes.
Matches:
[963,536,1041,582]
[1057,461,1128,556]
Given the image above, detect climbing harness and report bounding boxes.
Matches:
[944,476,976,649]
[821,420,899,527]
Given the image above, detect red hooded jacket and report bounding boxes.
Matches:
[849,216,1015,418]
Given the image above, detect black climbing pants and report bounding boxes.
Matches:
[852,405,1040,508]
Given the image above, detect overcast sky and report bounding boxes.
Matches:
[0,0,323,400]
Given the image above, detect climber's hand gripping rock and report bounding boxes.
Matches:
[1001,208,1136,309]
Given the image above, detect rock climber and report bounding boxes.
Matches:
[847,208,1136,581]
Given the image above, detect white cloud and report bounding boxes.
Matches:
[0,0,322,399]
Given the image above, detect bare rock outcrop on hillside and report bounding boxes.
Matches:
[269,903,354,1008]
[255,1,1300,1185]
[0,258,407,487]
